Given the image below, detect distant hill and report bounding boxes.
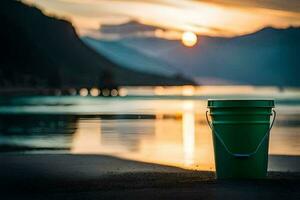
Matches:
[0,1,193,88]
[82,37,180,77]
[89,21,300,86]
[156,27,300,86]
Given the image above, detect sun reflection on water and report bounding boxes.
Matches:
[71,119,102,153]
[70,100,215,170]
[182,101,195,166]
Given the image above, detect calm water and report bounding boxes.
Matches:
[0,86,299,171]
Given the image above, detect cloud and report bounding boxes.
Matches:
[196,0,300,13]
[22,0,300,38]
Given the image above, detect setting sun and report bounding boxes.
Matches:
[181,32,197,47]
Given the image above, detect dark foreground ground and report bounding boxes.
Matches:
[0,154,299,200]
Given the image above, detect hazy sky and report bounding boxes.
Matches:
[23,0,300,38]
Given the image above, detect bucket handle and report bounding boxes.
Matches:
[206,110,276,158]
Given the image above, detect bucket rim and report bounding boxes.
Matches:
[207,99,275,108]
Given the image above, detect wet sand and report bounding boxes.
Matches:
[0,154,299,200]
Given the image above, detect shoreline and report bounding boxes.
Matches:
[0,154,299,199]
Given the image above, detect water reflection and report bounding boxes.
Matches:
[0,96,299,171]
[0,115,78,149]
[182,101,195,166]
[72,118,102,153]
[67,101,213,170]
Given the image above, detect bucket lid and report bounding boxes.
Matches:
[207,99,274,108]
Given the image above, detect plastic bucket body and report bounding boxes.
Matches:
[207,100,275,179]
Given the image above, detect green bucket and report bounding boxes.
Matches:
[206,99,276,179]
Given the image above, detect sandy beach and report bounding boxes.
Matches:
[0,154,299,200]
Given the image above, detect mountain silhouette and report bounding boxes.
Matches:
[92,21,300,86]
[82,37,180,77]
[0,1,193,89]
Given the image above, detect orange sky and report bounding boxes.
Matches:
[23,0,300,39]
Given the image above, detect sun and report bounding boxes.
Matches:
[181,31,198,47]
